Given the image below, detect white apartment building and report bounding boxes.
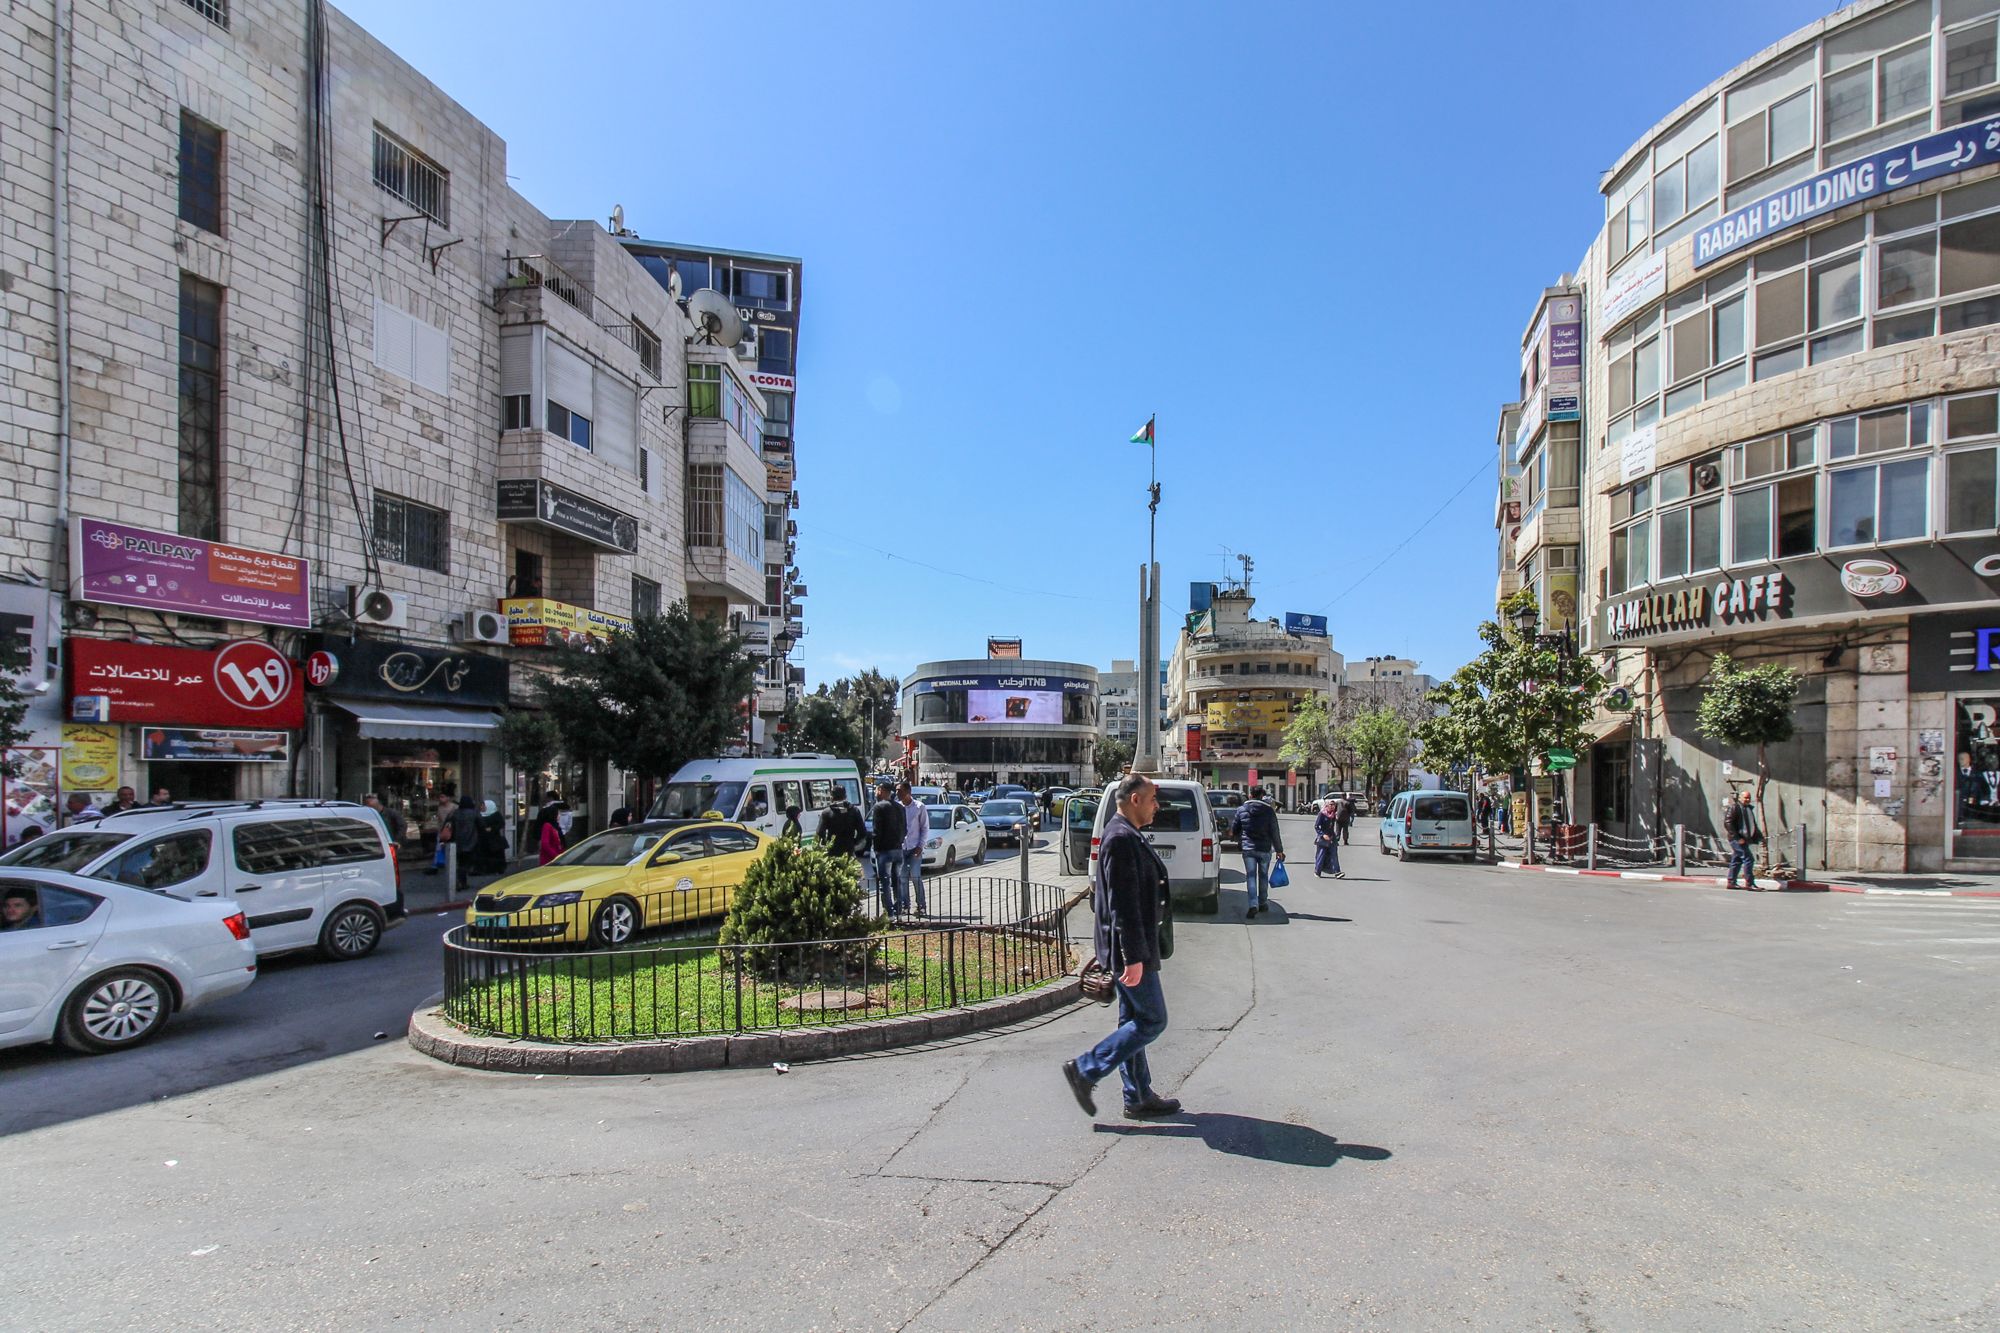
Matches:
[0,0,788,848]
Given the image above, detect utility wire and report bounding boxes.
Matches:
[800,524,1119,604]
[1310,457,1492,613]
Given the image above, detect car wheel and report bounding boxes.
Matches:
[1378,836,1391,856]
[943,848,957,872]
[1397,842,1410,862]
[59,968,172,1054]
[591,896,641,947]
[318,902,385,961]
[974,838,986,865]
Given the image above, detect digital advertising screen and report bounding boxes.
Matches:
[965,689,1062,724]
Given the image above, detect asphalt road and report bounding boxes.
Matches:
[5,814,1998,1330]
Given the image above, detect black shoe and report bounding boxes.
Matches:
[1061,1060,1097,1116]
[1123,1095,1183,1119]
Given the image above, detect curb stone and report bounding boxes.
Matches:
[407,974,1087,1075]
[1495,859,2000,897]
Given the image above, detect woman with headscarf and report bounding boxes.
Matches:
[473,799,509,874]
[1314,797,1345,879]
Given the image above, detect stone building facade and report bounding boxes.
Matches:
[1497,0,2000,872]
[0,0,791,848]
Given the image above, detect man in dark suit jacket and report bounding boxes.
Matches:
[1062,773,1180,1120]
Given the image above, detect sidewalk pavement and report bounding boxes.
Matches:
[1495,856,2000,897]
[398,855,537,916]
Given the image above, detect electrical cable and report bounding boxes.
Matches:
[799,524,1119,604]
[1306,457,1492,613]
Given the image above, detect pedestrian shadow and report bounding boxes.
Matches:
[1096,1112,1391,1168]
[1280,912,1352,923]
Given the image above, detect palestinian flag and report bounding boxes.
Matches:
[1129,416,1155,446]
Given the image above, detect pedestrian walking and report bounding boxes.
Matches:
[1723,789,1762,890]
[1338,794,1356,845]
[1062,773,1180,1120]
[554,800,575,847]
[448,796,481,893]
[472,800,508,875]
[869,782,907,917]
[538,814,565,865]
[1476,793,1493,835]
[1229,785,1286,918]
[779,804,804,842]
[1498,794,1512,836]
[102,786,141,816]
[897,780,928,917]
[1314,797,1345,878]
[362,793,407,847]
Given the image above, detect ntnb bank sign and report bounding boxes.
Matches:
[1693,119,2000,269]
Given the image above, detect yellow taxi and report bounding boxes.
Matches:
[464,818,770,946]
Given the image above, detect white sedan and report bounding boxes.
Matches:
[921,804,988,871]
[0,870,259,1055]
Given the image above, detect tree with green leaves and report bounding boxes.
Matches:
[785,693,862,761]
[1095,736,1133,782]
[496,711,561,781]
[1694,653,1801,869]
[0,630,33,772]
[1278,693,1342,787]
[532,604,756,782]
[820,669,901,766]
[1348,706,1413,800]
[1414,590,1606,841]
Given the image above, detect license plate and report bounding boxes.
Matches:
[1416,835,1437,844]
[475,915,507,928]
[1153,845,1174,859]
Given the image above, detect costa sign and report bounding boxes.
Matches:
[65,638,305,729]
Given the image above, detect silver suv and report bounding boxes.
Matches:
[0,801,403,961]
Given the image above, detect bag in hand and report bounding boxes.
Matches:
[1078,959,1117,1004]
[1270,860,1290,889]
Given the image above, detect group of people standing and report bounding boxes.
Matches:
[811,780,930,918]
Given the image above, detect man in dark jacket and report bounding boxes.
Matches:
[869,783,907,917]
[1723,789,1762,890]
[1063,773,1178,1120]
[1338,794,1357,845]
[816,795,869,861]
[1230,786,1286,918]
[446,797,481,894]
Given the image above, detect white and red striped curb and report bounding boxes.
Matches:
[1494,860,2000,899]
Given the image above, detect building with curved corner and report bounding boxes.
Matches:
[901,659,1098,792]
[1501,0,2000,873]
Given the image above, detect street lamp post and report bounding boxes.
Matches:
[1512,599,1576,867]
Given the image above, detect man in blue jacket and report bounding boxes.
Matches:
[1230,786,1286,917]
[1062,773,1180,1120]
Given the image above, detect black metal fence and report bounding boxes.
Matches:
[441,876,1086,1043]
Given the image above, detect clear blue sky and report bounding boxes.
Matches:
[339,0,1839,687]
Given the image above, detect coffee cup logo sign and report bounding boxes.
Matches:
[1607,572,1790,640]
[1840,558,1908,598]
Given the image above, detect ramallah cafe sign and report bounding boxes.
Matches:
[1605,572,1790,641]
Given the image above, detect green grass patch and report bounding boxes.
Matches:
[446,926,1071,1042]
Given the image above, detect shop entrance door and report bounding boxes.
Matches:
[372,742,461,859]
[147,761,235,803]
[1949,697,2000,860]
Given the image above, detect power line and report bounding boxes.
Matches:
[1311,457,1493,614]
[799,524,1119,604]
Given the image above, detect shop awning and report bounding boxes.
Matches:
[1587,715,1634,744]
[330,700,503,742]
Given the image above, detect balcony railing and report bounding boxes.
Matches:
[499,254,662,384]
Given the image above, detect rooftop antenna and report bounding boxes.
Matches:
[685,288,744,346]
[1238,553,1254,595]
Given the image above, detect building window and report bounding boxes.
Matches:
[547,400,592,451]
[512,549,544,599]
[757,327,794,375]
[371,127,449,227]
[632,319,661,380]
[178,0,227,27]
[1946,15,1999,105]
[632,576,661,620]
[639,446,651,494]
[726,471,764,563]
[731,267,789,310]
[688,362,721,417]
[178,111,223,235]
[687,463,724,547]
[723,372,763,442]
[373,493,450,573]
[763,390,793,438]
[502,394,532,431]
[1727,88,1813,187]
[177,274,222,541]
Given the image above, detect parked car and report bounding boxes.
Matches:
[650,755,864,844]
[0,869,258,1054]
[921,804,988,871]
[0,800,402,962]
[466,818,770,946]
[1378,790,1478,861]
[1093,779,1221,914]
[1207,789,1247,849]
[978,800,1035,847]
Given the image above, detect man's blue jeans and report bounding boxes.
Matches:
[901,848,925,913]
[1726,838,1756,886]
[875,849,905,914]
[1075,968,1168,1105]
[1242,850,1274,910]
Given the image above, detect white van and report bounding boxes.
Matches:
[1378,789,1478,861]
[1088,778,1221,914]
[650,755,865,842]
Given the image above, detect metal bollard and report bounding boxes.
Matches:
[1673,824,1686,877]
[1019,823,1030,903]
[1586,824,1598,871]
[1795,822,1808,875]
[444,841,459,896]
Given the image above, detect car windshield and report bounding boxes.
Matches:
[551,826,673,867]
[983,800,1025,817]
[650,782,744,821]
[928,807,955,830]
[0,830,130,871]
[1414,796,1470,822]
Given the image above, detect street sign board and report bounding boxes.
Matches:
[1545,748,1577,771]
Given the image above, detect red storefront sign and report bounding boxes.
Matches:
[66,638,304,729]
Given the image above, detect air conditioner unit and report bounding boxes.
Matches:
[349,585,411,630]
[454,607,508,644]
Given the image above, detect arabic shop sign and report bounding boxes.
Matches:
[65,638,305,728]
[496,479,640,554]
[501,598,633,649]
[304,636,509,709]
[71,518,311,629]
[1695,118,2000,269]
[1604,572,1791,641]
[140,728,290,763]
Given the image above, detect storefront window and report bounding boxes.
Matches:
[1953,698,2000,857]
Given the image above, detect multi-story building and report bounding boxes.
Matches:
[1098,659,1141,746]
[1346,657,1439,697]
[901,659,1098,791]
[1507,0,2000,873]
[0,0,785,847]
[1164,586,1342,799]
[618,239,806,731]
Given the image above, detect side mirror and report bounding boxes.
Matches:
[652,852,683,866]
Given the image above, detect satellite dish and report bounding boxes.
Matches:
[686,288,743,346]
[666,266,683,300]
[609,204,625,234]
